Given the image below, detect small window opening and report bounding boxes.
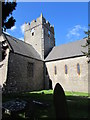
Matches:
[48,30,50,37]
[32,32,34,36]
[31,29,34,36]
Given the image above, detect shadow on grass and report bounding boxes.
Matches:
[2,91,90,120]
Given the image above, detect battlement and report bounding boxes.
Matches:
[24,13,54,34]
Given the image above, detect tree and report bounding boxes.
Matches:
[82,25,90,63]
[1,1,17,60]
[2,1,17,31]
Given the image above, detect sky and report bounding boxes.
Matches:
[6,2,88,46]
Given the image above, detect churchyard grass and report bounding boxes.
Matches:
[2,90,89,120]
[65,91,88,96]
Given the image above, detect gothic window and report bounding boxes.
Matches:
[31,29,34,36]
[54,66,57,75]
[65,65,68,74]
[27,62,34,77]
[77,63,80,75]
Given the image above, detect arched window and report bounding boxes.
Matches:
[65,65,68,74]
[54,66,57,75]
[77,63,80,75]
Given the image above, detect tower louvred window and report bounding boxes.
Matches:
[48,30,50,37]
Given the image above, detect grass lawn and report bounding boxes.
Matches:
[2,90,90,120]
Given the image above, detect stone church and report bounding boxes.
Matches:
[0,13,88,93]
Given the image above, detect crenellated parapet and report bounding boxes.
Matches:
[24,22,30,32]
[24,13,54,34]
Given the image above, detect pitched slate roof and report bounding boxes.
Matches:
[45,39,88,61]
[3,33,42,61]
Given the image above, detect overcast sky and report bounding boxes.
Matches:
[7,2,88,46]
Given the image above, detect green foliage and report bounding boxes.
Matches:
[82,25,90,59]
[2,1,17,31]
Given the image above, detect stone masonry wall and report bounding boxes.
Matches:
[24,23,42,59]
[45,56,88,93]
[44,22,55,58]
[5,52,44,93]
[24,14,55,59]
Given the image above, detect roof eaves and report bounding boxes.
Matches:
[45,55,86,62]
[10,51,43,62]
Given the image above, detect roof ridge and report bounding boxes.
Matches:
[55,39,86,48]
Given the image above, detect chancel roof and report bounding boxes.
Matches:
[45,39,88,61]
[2,33,42,61]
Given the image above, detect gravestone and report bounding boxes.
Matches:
[53,83,69,120]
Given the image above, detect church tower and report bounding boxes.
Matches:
[24,13,55,59]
